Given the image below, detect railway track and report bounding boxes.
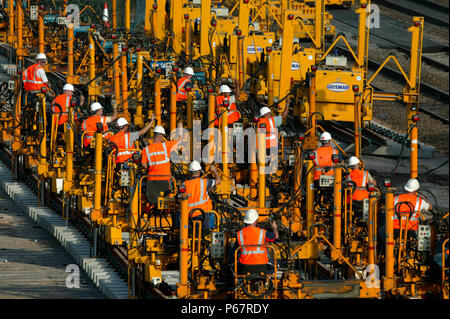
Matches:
[372,0,449,28]
[336,45,449,124]
[330,8,450,72]
[0,146,169,299]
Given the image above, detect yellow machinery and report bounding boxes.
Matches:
[0,0,447,300]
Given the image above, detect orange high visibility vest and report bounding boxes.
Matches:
[184,178,213,217]
[257,117,277,149]
[109,131,133,163]
[393,194,423,231]
[214,95,240,126]
[142,141,177,181]
[23,63,47,91]
[348,169,370,201]
[176,76,191,101]
[313,146,338,180]
[237,226,268,265]
[52,94,71,126]
[81,115,109,147]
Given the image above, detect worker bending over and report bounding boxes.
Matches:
[313,132,342,181]
[393,178,432,234]
[109,114,155,164]
[82,101,117,148]
[176,67,195,101]
[236,209,278,275]
[141,124,182,204]
[184,161,221,230]
[214,85,241,126]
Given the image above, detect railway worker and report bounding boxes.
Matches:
[346,156,376,204]
[235,209,278,275]
[393,178,432,233]
[141,124,183,204]
[81,101,118,148]
[183,161,221,230]
[22,53,49,93]
[257,105,289,150]
[213,84,241,126]
[51,83,76,127]
[313,131,342,181]
[176,67,195,101]
[109,114,155,164]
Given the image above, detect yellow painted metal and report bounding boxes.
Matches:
[306,159,314,238]
[208,93,215,163]
[88,31,96,103]
[267,48,274,107]
[184,16,190,57]
[154,76,162,125]
[125,0,131,32]
[368,191,377,266]
[112,0,117,30]
[200,0,211,56]
[331,165,342,260]
[113,41,121,107]
[257,125,265,208]
[292,142,302,234]
[67,23,74,83]
[357,1,369,75]
[177,196,190,298]
[92,131,103,221]
[238,0,249,37]
[38,14,44,55]
[121,51,129,120]
[17,2,23,66]
[170,0,183,53]
[384,188,395,291]
[353,91,362,158]
[314,0,324,50]
[187,94,194,161]
[64,104,74,192]
[38,93,48,176]
[170,78,177,134]
[278,9,295,112]
[7,0,14,45]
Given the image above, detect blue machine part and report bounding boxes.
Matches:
[73,25,90,35]
[43,14,59,24]
[100,40,113,52]
[127,53,137,64]
[194,71,206,86]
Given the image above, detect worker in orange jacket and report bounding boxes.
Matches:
[176,67,195,101]
[52,83,81,127]
[109,114,155,164]
[347,156,376,203]
[313,132,342,181]
[214,85,241,126]
[141,124,182,204]
[23,53,49,92]
[393,178,432,232]
[181,161,221,230]
[257,106,289,150]
[236,209,278,274]
[81,101,118,148]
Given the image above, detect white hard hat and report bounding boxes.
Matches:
[36,53,47,60]
[259,106,272,117]
[90,102,103,112]
[189,160,202,172]
[348,156,360,167]
[219,84,231,93]
[320,132,332,141]
[244,209,259,224]
[63,84,74,92]
[404,178,419,192]
[184,67,194,76]
[153,125,166,135]
[116,117,128,127]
